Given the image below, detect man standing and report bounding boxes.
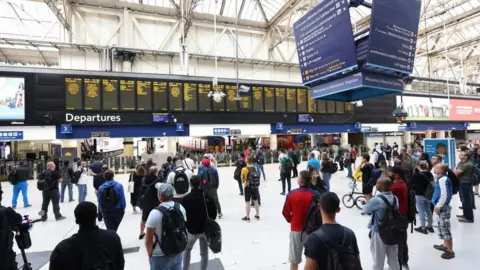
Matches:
[0,187,23,270]
[39,162,66,221]
[89,157,104,176]
[198,159,222,218]
[256,149,266,181]
[241,156,261,221]
[9,161,31,209]
[166,158,193,202]
[384,142,393,166]
[336,145,345,171]
[182,176,217,270]
[75,161,90,203]
[98,170,126,232]
[344,149,354,179]
[280,151,294,195]
[307,152,320,173]
[183,153,196,174]
[455,150,475,223]
[60,160,75,203]
[360,155,374,203]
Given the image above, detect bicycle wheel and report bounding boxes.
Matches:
[342,194,355,208]
[354,195,366,210]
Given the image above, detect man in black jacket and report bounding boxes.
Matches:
[0,184,23,270]
[49,202,124,270]
[93,164,109,195]
[182,175,217,270]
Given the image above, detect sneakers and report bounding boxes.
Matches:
[139,233,145,240]
[433,244,447,252]
[55,216,66,221]
[241,216,250,222]
[441,251,455,260]
[254,215,260,220]
[414,227,428,234]
[427,226,435,233]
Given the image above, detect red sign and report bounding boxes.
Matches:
[450,99,480,121]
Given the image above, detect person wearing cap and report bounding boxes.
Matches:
[145,183,186,270]
[198,158,222,218]
[49,201,125,270]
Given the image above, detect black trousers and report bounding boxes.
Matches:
[103,208,125,232]
[292,165,298,177]
[236,179,244,194]
[41,189,61,219]
[339,158,344,170]
[281,172,291,193]
[459,183,475,221]
[398,216,409,266]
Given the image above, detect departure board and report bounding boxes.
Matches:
[286,88,297,112]
[239,91,252,111]
[198,84,211,111]
[84,78,100,110]
[102,79,119,110]
[153,81,168,111]
[319,100,327,113]
[225,85,238,112]
[297,88,307,113]
[345,102,353,112]
[136,80,152,111]
[184,83,198,111]
[65,77,82,110]
[308,91,317,113]
[169,82,183,111]
[213,85,225,112]
[275,88,286,112]
[264,87,275,112]
[336,101,345,113]
[252,86,264,112]
[326,100,335,113]
[119,80,135,111]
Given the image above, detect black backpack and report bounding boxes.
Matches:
[406,187,417,228]
[140,178,160,209]
[472,165,480,186]
[173,168,189,195]
[100,185,119,210]
[329,161,338,174]
[375,195,407,245]
[202,192,222,253]
[303,191,322,236]
[315,228,362,270]
[375,150,386,162]
[423,173,436,201]
[60,169,71,184]
[0,207,13,256]
[201,168,218,190]
[234,160,246,181]
[447,169,460,195]
[37,170,52,191]
[247,167,260,188]
[153,203,188,255]
[284,158,293,173]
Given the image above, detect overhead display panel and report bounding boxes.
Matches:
[136,80,152,111]
[293,0,357,84]
[213,85,225,112]
[198,83,212,111]
[84,78,100,111]
[264,87,275,112]
[308,91,317,113]
[367,0,421,73]
[239,88,252,111]
[286,88,297,113]
[252,86,264,112]
[153,81,168,111]
[297,88,307,113]
[184,83,198,111]
[275,88,286,112]
[119,80,135,111]
[226,85,238,112]
[102,79,118,110]
[65,77,82,110]
[169,82,183,111]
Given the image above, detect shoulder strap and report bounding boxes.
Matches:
[202,191,210,218]
[316,227,349,250]
[378,194,397,210]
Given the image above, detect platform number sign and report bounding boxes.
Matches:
[61,124,73,134]
[176,123,185,132]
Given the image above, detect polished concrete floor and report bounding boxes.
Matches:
[3,162,478,270]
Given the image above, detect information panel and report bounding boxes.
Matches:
[198,84,212,111]
[252,86,264,112]
[239,90,252,111]
[184,83,198,111]
[297,88,307,113]
[308,91,317,113]
[286,88,297,112]
[367,0,421,73]
[137,80,152,111]
[264,87,275,112]
[65,78,82,110]
[169,82,183,111]
[153,81,168,111]
[275,88,286,112]
[226,85,238,112]
[120,80,135,111]
[84,78,100,110]
[213,85,225,112]
[293,0,357,84]
[102,79,119,110]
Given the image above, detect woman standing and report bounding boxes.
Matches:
[129,165,146,213]
[412,160,434,234]
[308,165,327,194]
[320,152,332,191]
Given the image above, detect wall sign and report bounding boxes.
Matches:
[91,132,110,137]
[176,123,185,132]
[0,131,23,141]
[66,113,121,124]
[231,129,241,135]
[213,128,230,136]
[276,122,284,131]
[385,132,404,136]
[61,124,73,134]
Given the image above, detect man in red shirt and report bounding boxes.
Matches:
[282,171,320,270]
[388,166,409,270]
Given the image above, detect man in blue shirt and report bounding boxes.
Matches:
[306,153,320,173]
[198,159,222,218]
[98,170,126,232]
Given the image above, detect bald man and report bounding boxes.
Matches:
[39,162,66,221]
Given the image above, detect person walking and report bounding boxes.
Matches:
[336,145,345,171]
[183,153,196,174]
[9,161,31,208]
[280,150,294,195]
[412,161,434,234]
[384,142,393,166]
[320,152,333,192]
[234,153,247,195]
[138,166,161,240]
[241,156,261,221]
[455,150,475,223]
[75,161,90,203]
[291,150,300,178]
[39,162,66,221]
[93,165,108,195]
[198,158,222,218]
[98,170,126,232]
[60,160,75,203]
[256,149,267,181]
[166,159,194,203]
[129,165,145,213]
[182,176,217,270]
[344,148,354,179]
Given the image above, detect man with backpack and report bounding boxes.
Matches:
[373,145,387,169]
[280,150,294,195]
[145,183,187,270]
[38,162,66,222]
[166,159,193,202]
[98,170,126,232]
[363,177,403,270]
[198,158,222,218]
[60,160,75,203]
[241,156,261,221]
[160,156,174,182]
[8,161,31,209]
[138,166,161,240]
[304,192,361,270]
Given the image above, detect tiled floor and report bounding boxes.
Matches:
[3,162,479,270]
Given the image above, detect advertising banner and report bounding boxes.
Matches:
[0,77,25,120]
[423,138,456,169]
[399,96,480,122]
[449,99,480,121]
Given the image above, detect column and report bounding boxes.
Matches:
[404,132,412,147]
[123,138,134,157]
[166,137,177,154]
[426,130,432,138]
[270,134,277,150]
[436,130,446,138]
[341,132,349,147]
[310,134,317,148]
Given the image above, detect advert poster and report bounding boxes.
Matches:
[449,99,480,121]
[424,138,456,169]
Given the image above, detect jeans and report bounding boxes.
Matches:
[281,172,291,193]
[346,163,353,178]
[41,189,62,219]
[12,181,29,207]
[103,208,125,232]
[460,183,474,221]
[370,230,400,270]
[183,233,208,270]
[292,164,298,177]
[322,173,331,191]
[78,184,87,202]
[60,183,74,202]
[415,195,433,228]
[236,179,244,194]
[206,188,222,214]
[150,254,183,270]
[258,164,266,180]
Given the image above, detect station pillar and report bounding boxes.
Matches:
[341,133,349,147]
[426,131,432,138]
[270,135,278,150]
[404,132,412,147]
[310,134,317,148]
[166,137,178,153]
[123,138,134,157]
[436,131,446,138]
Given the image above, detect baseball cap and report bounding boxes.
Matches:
[202,158,210,167]
[155,183,175,197]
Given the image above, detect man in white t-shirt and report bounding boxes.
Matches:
[311,148,321,160]
[75,161,91,203]
[145,183,187,270]
[183,153,196,174]
[166,160,194,201]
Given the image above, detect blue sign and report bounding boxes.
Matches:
[366,0,421,74]
[361,126,372,132]
[298,114,310,123]
[276,123,284,131]
[176,123,184,132]
[0,131,23,141]
[424,138,456,169]
[153,113,170,123]
[398,125,407,131]
[213,128,230,136]
[293,0,357,84]
[61,124,73,134]
[354,122,362,130]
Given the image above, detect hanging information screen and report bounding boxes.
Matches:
[153,81,168,111]
[102,79,119,110]
[198,83,211,111]
[264,87,275,112]
[297,88,307,113]
[308,91,317,113]
[240,94,252,111]
[252,86,264,112]
[136,80,152,111]
[275,88,286,112]
[169,82,183,111]
[286,88,297,112]
[184,83,198,111]
[84,78,100,111]
[65,78,82,110]
[213,85,225,112]
[226,85,238,112]
[119,80,135,111]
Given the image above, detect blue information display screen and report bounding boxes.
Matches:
[293,0,357,84]
[152,113,170,123]
[298,114,310,123]
[367,0,421,74]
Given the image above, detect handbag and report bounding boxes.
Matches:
[127,173,134,193]
[202,192,222,253]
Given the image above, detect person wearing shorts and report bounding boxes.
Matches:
[360,154,374,202]
[241,156,260,221]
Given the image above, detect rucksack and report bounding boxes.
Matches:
[153,203,188,255]
[329,161,338,174]
[472,165,480,186]
[140,178,160,209]
[283,157,293,173]
[247,167,260,188]
[447,169,460,195]
[423,172,436,201]
[37,170,52,191]
[100,185,119,210]
[173,168,189,195]
[60,169,71,184]
[375,195,407,245]
[303,191,322,236]
[406,187,417,226]
[375,150,386,163]
[202,192,222,253]
[315,228,362,270]
[201,168,218,190]
[73,168,83,184]
[234,160,246,181]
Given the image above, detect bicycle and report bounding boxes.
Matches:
[342,179,366,210]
